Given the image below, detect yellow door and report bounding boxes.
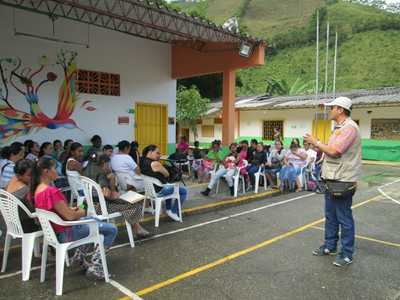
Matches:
[312,119,332,144]
[135,102,168,154]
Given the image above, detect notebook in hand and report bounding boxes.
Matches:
[119,191,145,204]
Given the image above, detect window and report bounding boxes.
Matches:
[77,69,120,96]
[263,120,284,141]
[371,119,400,140]
[201,125,214,138]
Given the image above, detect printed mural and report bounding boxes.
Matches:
[0,50,94,142]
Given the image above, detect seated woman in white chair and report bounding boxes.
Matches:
[6,159,40,233]
[84,154,151,238]
[201,143,239,197]
[140,145,187,222]
[34,158,117,280]
[111,140,144,191]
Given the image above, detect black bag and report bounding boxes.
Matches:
[164,160,183,183]
[325,180,357,199]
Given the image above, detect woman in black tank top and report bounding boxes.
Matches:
[141,145,187,222]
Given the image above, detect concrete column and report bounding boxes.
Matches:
[222,70,236,145]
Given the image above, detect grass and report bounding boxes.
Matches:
[237,29,400,95]
[173,1,400,96]
[242,0,324,39]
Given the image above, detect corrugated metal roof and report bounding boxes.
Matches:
[206,87,400,115]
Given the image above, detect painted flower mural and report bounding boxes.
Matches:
[0,50,92,142]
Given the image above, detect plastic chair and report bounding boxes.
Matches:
[115,171,144,193]
[211,164,223,194]
[0,190,43,281]
[79,176,135,248]
[35,209,109,296]
[66,174,84,207]
[254,166,268,194]
[142,175,182,227]
[115,171,130,193]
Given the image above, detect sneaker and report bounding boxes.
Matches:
[229,186,235,196]
[333,255,353,267]
[312,245,337,256]
[166,210,181,222]
[201,188,211,196]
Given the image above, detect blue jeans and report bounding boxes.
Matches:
[279,165,301,183]
[158,185,187,215]
[324,192,355,258]
[208,168,228,189]
[57,217,117,248]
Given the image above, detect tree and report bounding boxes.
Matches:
[176,85,210,140]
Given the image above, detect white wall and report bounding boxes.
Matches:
[0,7,176,145]
[240,109,314,138]
[238,106,400,140]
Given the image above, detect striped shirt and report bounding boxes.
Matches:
[0,160,15,188]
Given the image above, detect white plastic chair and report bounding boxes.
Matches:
[115,171,144,193]
[35,209,109,296]
[142,175,182,227]
[66,174,84,207]
[211,164,223,194]
[0,190,43,281]
[79,176,135,248]
[254,166,268,194]
[115,171,130,193]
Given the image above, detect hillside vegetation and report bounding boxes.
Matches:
[172,0,400,96]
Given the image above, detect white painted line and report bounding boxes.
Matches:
[110,193,317,250]
[377,187,400,205]
[0,265,44,280]
[0,193,316,281]
[109,279,143,300]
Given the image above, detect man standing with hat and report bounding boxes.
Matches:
[304,97,362,267]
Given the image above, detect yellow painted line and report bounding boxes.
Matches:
[118,195,380,299]
[311,226,400,248]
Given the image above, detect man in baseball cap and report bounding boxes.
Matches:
[304,96,362,267]
[324,96,353,113]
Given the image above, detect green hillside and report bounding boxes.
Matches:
[237,29,400,95]
[172,0,400,96]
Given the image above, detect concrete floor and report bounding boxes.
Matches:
[0,164,399,300]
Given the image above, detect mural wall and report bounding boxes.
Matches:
[0,6,177,146]
[0,50,96,142]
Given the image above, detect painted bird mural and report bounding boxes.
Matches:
[0,50,82,141]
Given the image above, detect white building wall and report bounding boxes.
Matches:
[240,109,314,138]
[0,7,176,146]
[238,106,400,140]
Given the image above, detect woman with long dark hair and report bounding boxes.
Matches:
[40,142,63,175]
[25,141,40,161]
[32,158,117,279]
[64,142,85,198]
[6,159,39,233]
